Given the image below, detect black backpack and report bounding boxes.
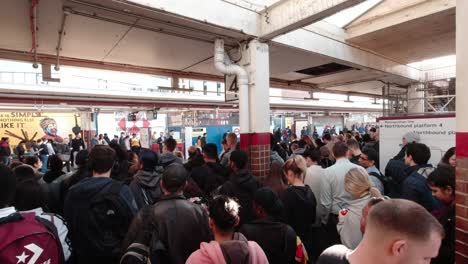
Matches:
[140,185,163,206]
[72,181,133,259]
[120,206,170,264]
[369,171,398,197]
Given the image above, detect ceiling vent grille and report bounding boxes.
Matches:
[296,63,354,76]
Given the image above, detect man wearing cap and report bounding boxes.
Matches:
[393,132,421,160]
[123,163,211,264]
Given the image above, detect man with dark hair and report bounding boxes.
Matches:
[156,132,165,153]
[219,150,260,225]
[71,133,86,167]
[200,133,207,148]
[401,143,437,211]
[291,139,307,157]
[346,138,362,164]
[318,199,443,264]
[320,141,361,246]
[240,187,298,264]
[129,149,164,208]
[123,163,211,264]
[359,148,385,194]
[159,137,182,168]
[24,155,44,181]
[64,145,137,264]
[321,133,334,161]
[303,149,325,227]
[190,143,228,196]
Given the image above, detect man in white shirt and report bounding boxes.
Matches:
[46,139,55,155]
[320,141,362,246]
[303,149,325,226]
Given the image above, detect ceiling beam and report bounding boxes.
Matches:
[260,0,365,39]
[345,0,455,40]
[112,0,260,36]
[273,29,422,81]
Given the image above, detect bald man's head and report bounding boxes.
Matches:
[366,199,443,241]
[362,199,443,264]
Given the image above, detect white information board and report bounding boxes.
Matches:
[379,116,455,170]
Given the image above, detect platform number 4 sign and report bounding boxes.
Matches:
[225,74,239,103]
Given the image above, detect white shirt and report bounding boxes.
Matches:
[46,142,55,155]
[320,158,362,224]
[305,165,325,226]
[0,206,15,218]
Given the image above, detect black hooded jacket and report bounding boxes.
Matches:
[282,185,317,238]
[129,169,164,209]
[191,161,228,197]
[219,169,261,225]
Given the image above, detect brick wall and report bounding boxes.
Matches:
[240,133,271,177]
[456,132,468,261]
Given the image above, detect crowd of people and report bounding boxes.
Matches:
[0,126,456,264]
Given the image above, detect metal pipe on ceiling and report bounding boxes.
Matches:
[30,0,39,68]
[55,10,70,71]
[67,9,217,45]
[65,0,246,44]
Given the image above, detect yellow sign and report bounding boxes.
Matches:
[0,112,77,147]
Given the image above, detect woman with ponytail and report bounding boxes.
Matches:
[337,167,383,249]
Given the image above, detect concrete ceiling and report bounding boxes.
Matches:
[0,0,413,98]
[345,0,455,63]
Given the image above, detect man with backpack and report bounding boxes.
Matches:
[129,149,164,209]
[359,148,385,194]
[401,143,437,212]
[122,163,211,264]
[0,165,64,264]
[64,145,138,264]
[219,150,261,225]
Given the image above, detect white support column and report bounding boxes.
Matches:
[244,39,270,133]
[457,0,468,134]
[407,83,424,114]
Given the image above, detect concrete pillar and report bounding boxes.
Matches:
[239,39,271,177]
[456,0,468,262]
[407,83,424,114]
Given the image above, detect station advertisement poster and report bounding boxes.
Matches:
[0,112,77,147]
[379,116,455,170]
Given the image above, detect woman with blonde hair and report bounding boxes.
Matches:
[337,167,382,249]
[282,155,317,258]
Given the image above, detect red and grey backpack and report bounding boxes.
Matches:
[0,212,64,264]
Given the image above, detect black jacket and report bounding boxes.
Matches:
[219,169,260,225]
[432,205,455,264]
[124,194,212,264]
[240,217,297,264]
[129,169,163,209]
[71,138,85,151]
[191,161,228,197]
[282,185,316,239]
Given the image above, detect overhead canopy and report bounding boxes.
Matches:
[345,0,455,63]
[0,0,455,99]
